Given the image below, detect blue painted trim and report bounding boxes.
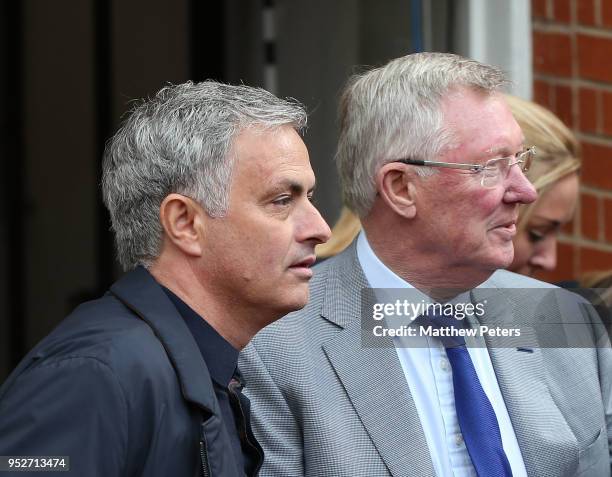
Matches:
[410,0,423,53]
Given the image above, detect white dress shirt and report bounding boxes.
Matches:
[357,231,527,477]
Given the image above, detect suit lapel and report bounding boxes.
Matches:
[323,323,435,477]
[320,245,435,477]
[471,286,579,477]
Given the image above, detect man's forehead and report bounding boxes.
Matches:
[230,127,315,192]
[441,88,506,117]
[232,126,305,163]
[241,150,314,180]
[441,89,524,157]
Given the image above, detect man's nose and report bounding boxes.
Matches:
[301,202,332,244]
[503,165,538,205]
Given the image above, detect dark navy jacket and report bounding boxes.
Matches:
[0,267,259,476]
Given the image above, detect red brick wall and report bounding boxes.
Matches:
[532,0,612,284]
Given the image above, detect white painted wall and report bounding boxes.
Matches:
[452,0,533,99]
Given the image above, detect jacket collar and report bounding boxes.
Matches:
[110,266,219,416]
[320,241,370,329]
[318,243,436,476]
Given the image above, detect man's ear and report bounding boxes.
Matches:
[159,193,205,257]
[376,163,417,219]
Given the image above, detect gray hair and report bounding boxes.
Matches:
[336,52,508,216]
[102,81,307,270]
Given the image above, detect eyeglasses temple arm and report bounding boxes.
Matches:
[397,158,426,166]
[424,160,483,171]
[397,158,482,171]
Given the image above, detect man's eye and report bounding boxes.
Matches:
[528,230,545,243]
[307,193,315,204]
[273,195,292,206]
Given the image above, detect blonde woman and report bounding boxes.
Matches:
[318,95,581,279]
[505,95,581,276]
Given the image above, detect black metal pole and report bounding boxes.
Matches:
[190,0,225,82]
[93,0,115,292]
[3,0,27,370]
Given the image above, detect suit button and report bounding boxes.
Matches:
[440,358,449,371]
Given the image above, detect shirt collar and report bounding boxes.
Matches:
[162,286,239,387]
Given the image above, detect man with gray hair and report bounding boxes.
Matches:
[0,81,330,476]
[240,53,612,476]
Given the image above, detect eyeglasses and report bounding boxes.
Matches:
[394,146,536,188]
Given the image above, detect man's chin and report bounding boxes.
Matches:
[495,252,515,271]
[289,290,310,312]
[486,240,515,268]
[276,287,310,315]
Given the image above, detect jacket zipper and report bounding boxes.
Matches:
[199,439,210,477]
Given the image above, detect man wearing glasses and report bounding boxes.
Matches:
[240,53,612,476]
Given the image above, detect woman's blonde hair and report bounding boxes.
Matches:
[504,94,581,229]
[317,94,582,259]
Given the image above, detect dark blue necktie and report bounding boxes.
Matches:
[421,312,513,477]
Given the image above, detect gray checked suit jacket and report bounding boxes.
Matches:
[239,242,612,476]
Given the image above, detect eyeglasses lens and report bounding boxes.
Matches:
[481,158,507,188]
[481,149,534,188]
[521,150,534,172]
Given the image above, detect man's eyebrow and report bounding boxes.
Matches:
[487,138,527,157]
[485,147,520,158]
[268,179,316,194]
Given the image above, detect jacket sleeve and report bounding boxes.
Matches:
[239,343,304,477]
[594,320,612,471]
[600,345,612,472]
[0,356,128,476]
[580,297,612,472]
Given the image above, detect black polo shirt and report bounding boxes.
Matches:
[162,287,261,476]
